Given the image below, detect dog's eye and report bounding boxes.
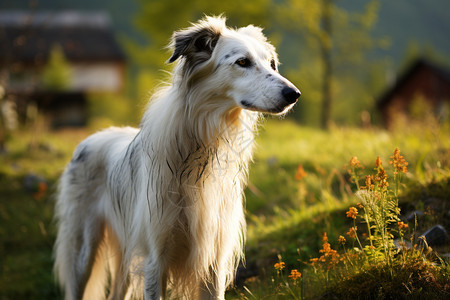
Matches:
[270,59,277,71]
[235,58,251,68]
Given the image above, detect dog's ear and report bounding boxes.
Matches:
[168,17,224,63]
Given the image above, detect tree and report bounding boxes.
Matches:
[277,0,388,128]
[41,44,71,91]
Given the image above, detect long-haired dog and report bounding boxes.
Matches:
[54,16,300,300]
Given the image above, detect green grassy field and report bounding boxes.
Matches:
[0,119,448,299]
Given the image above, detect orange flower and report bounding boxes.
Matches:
[389,148,408,175]
[361,175,375,190]
[346,207,358,219]
[288,269,302,281]
[398,221,408,230]
[315,232,340,269]
[310,257,319,264]
[375,167,389,189]
[338,235,346,244]
[322,232,329,242]
[346,226,357,238]
[33,181,48,200]
[274,262,285,271]
[349,156,361,168]
[295,165,307,180]
[375,156,383,168]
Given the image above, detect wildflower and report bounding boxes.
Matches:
[310,258,319,264]
[389,148,408,175]
[288,269,302,281]
[398,221,408,230]
[346,207,358,219]
[274,262,285,271]
[338,235,346,244]
[322,232,329,242]
[318,232,340,269]
[346,226,357,239]
[374,167,389,189]
[295,165,307,181]
[375,156,383,168]
[356,202,364,209]
[361,175,375,190]
[33,181,48,200]
[349,156,361,168]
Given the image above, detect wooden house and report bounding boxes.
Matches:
[0,11,126,127]
[377,58,450,128]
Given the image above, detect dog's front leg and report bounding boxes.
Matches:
[144,258,166,300]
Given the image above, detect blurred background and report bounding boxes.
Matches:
[0,0,449,299]
[1,0,449,130]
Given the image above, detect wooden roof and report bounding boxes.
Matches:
[377,58,450,109]
[0,11,126,65]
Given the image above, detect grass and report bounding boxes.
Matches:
[0,119,449,299]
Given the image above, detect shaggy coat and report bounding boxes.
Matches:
[54,16,300,300]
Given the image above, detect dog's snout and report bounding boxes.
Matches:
[282,86,301,104]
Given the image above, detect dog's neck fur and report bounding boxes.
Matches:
[137,82,259,293]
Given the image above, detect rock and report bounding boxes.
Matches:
[419,225,449,247]
[23,174,46,192]
[404,210,424,221]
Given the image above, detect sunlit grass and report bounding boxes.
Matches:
[231,119,450,299]
[0,119,449,299]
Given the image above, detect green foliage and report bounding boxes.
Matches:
[87,92,140,129]
[41,45,72,91]
[276,0,389,126]
[124,0,272,90]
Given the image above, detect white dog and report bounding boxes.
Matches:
[54,16,300,300]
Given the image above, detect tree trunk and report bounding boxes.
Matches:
[320,0,333,130]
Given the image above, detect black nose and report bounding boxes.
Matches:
[282,86,301,104]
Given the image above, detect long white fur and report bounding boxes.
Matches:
[54,16,299,300]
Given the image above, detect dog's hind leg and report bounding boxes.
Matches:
[54,206,105,300]
[55,176,106,299]
[106,226,130,300]
[73,219,105,300]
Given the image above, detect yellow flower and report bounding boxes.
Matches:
[274,262,285,271]
[338,235,346,244]
[346,207,358,219]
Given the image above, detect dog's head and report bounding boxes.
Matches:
[169,16,300,115]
